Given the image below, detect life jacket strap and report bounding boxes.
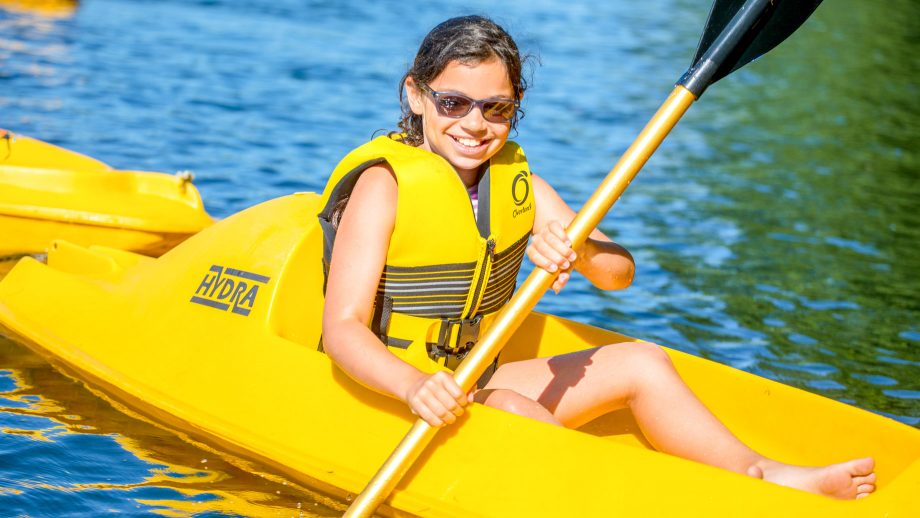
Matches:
[376,311,497,370]
[433,315,482,355]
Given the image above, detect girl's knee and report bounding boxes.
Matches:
[478,388,561,426]
[632,341,672,363]
[598,341,675,376]
[479,388,530,413]
[597,340,668,359]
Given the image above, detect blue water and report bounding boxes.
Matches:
[2,0,919,515]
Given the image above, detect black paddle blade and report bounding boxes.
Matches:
[693,0,823,85]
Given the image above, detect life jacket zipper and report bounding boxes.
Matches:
[467,238,495,318]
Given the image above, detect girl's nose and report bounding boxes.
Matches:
[459,106,488,131]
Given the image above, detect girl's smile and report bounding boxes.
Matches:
[407,58,516,186]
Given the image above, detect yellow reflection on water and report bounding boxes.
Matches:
[0,334,344,516]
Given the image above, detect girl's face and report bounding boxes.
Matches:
[406,58,515,183]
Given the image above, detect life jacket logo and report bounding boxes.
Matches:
[512,170,530,206]
[190,265,271,316]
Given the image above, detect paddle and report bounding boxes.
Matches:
[345,0,822,515]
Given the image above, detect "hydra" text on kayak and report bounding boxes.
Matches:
[189,265,271,316]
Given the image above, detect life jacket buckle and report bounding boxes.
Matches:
[436,315,482,355]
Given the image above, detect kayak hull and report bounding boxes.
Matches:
[0,193,917,517]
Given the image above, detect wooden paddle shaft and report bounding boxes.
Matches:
[345,85,697,517]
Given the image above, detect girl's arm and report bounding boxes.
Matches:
[321,165,468,427]
[529,174,635,293]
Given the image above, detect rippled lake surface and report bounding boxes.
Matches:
[1,0,918,515]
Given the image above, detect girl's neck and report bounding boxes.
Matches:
[457,163,486,189]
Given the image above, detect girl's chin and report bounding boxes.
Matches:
[446,155,489,175]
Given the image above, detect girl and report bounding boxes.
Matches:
[318,15,875,499]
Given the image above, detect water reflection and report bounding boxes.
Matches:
[0,335,343,516]
[638,0,920,422]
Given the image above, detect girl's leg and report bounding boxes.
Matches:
[473,388,562,426]
[481,341,875,499]
[485,341,759,467]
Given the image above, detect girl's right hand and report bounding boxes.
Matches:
[404,371,469,427]
[528,219,577,293]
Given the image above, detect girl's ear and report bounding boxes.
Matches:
[405,77,424,116]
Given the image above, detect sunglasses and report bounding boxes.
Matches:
[419,83,519,124]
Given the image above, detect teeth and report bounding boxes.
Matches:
[454,137,483,147]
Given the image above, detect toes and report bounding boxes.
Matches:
[856,483,875,494]
[848,457,875,476]
[848,464,876,499]
[853,472,876,486]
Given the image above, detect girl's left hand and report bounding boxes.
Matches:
[527,220,577,293]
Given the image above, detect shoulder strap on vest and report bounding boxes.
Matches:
[317,156,387,284]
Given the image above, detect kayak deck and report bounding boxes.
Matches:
[0,131,213,256]
[0,193,916,516]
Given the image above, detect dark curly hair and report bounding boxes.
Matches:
[397,15,532,146]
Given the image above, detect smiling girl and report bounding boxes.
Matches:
[317,15,875,499]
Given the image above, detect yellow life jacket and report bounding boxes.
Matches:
[318,135,535,371]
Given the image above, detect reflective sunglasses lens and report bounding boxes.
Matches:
[437,95,474,117]
[483,101,517,122]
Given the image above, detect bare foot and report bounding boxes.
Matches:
[751,457,876,499]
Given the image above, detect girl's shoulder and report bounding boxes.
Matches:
[336,162,398,239]
[352,162,397,200]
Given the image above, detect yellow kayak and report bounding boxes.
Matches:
[0,130,213,257]
[0,0,78,17]
[0,193,916,517]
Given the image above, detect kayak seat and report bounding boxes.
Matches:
[46,240,154,279]
[267,195,326,348]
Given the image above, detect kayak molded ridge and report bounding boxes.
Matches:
[0,193,917,517]
[0,130,214,256]
[1,129,112,171]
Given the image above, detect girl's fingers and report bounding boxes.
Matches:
[410,391,452,426]
[528,219,582,277]
[541,232,573,261]
[539,223,577,259]
[552,272,570,293]
[528,239,575,274]
[558,271,570,287]
[547,220,572,245]
[534,240,568,269]
[428,371,468,407]
[415,406,445,428]
[547,221,576,256]
[535,231,573,261]
[407,373,470,427]
[429,376,466,417]
[526,244,556,272]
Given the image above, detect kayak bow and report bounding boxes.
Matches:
[0,130,213,257]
